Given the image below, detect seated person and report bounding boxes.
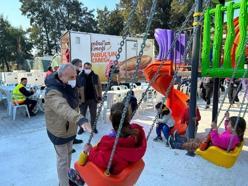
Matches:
[123,90,138,114]
[68,102,147,185]
[169,112,246,152]
[153,102,175,146]
[12,78,37,116]
[181,99,201,136]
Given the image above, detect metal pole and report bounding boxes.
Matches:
[212,0,225,122]
[188,0,203,139]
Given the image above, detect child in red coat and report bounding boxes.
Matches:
[69,102,147,185]
[87,102,147,174]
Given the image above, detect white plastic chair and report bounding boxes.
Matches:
[130,83,137,89]
[119,85,128,90]
[8,91,30,120]
[111,86,121,91]
[11,101,30,120]
[102,92,118,122]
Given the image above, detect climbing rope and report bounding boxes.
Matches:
[105,0,158,175]
[87,0,138,144]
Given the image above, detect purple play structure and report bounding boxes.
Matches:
[155,28,186,64]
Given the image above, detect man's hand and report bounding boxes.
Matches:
[81,122,92,133]
[83,143,92,153]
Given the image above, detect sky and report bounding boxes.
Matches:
[0,0,119,29]
[0,0,241,30]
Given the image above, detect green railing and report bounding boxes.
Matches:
[201,0,248,78]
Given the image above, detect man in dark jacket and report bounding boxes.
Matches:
[78,62,102,134]
[202,77,213,109]
[70,58,84,145]
[12,78,37,116]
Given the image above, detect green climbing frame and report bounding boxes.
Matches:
[201,0,248,78]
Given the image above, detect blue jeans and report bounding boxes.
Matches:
[156,123,165,138]
[156,123,171,140]
[162,124,170,140]
[173,133,188,149]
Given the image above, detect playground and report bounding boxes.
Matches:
[0,97,247,186]
[0,0,248,185]
[67,0,248,185]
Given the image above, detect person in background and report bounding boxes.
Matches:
[202,77,213,109]
[181,99,201,137]
[78,62,102,134]
[226,78,242,105]
[45,66,54,79]
[106,60,120,90]
[122,90,138,115]
[44,64,90,186]
[12,78,37,116]
[71,59,83,74]
[70,59,85,146]
[153,102,175,146]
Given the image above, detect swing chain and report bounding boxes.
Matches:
[216,38,248,128]
[87,0,138,144]
[182,1,210,65]
[227,84,248,152]
[218,67,248,128]
[242,97,248,118]
[106,0,158,175]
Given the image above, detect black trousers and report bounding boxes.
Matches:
[22,98,37,113]
[80,99,97,128]
[228,84,241,104]
[202,83,213,105]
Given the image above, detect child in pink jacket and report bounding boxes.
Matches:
[209,112,246,150]
[168,112,246,151]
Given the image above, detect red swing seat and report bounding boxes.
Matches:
[74,159,145,186]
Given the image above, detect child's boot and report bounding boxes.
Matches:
[153,136,163,141]
[68,168,85,186]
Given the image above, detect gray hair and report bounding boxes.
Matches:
[58,63,76,76]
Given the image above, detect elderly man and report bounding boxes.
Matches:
[44,64,90,186]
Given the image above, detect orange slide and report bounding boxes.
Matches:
[144,60,188,135]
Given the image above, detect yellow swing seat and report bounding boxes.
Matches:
[195,143,244,168]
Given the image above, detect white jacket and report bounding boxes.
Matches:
[157,113,175,128]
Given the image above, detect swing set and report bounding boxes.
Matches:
[196,0,248,168]
[73,0,248,185]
